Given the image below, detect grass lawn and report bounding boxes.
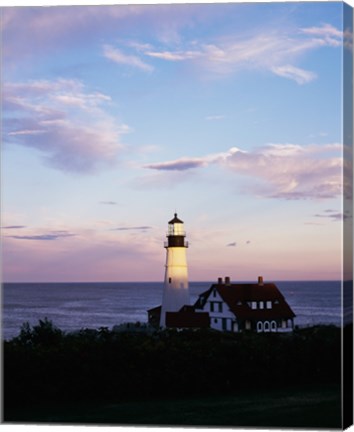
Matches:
[5,385,341,428]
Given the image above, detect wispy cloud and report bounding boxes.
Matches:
[145,143,342,200]
[314,211,349,222]
[227,242,237,247]
[144,157,208,171]
[110,226,152,231]
[3,79,129,173]
[3,5,344,85]
[146,49,201,61]
[271,65,317,85]
[7,231,76,241]
[300,23,342,45]
[141,23,342,84]
[103,45,154,72]
[100,201,118,206]
[2,6,149,64]
[1,225,27,229]
[205,115,225,121]
[144,147,240,171]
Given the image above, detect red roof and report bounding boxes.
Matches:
[195,282,295,320]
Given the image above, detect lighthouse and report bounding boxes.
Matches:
[160,213,190,327]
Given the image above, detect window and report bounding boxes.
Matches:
[271,321,277,331]
[257,321,263,332]
[266,301,272,309]
[259,301,264,309]
[251,301,257,310]
[169,277,172,284]
[214,318,218,324]
[264,321,270,332]
[222,318,227,331]
[213,290,217,298]
[245,320,251,330]
[210,302,215,312]
[218,302,223,313]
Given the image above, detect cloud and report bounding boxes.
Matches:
[141,23,342,84]
[205,115,225,121]
[314,212,349,222]
[2,5,203,67]
[103,45,154,72]
[271,65,317,85]
[145,143,342,200]
[223,143,342,200]
[7,231,76,241]
[145,147,240,171]
[246,240,251,244]
[144,157,208,171]
[227,242,237,247]
[2,225,27,229]
[3,5,344,85]
[146,50,201,61]
[300,23,342,46]
[3,79,128,173]
[100,201,118,206]
[111,226,152,231]
[2,6,148,64]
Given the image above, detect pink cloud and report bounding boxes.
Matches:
[222,143,343,200]
[2,5,200,67]
[2,6,143,62]
[103,45,153,72]
[144,143,343,200]
[3,79,128,173]
[141,23,342,83]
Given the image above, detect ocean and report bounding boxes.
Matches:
[1,280,347,340]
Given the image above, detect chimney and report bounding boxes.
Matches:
[225,276,231,286]
[258,276,264,286]
[218,277,223,285]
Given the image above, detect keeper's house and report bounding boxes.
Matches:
[194,276,295,333]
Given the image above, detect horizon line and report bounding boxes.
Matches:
[2,279,344,284]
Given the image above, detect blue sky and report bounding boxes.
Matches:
[1,1,352,282]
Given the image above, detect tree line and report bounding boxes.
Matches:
[3,319,345,414]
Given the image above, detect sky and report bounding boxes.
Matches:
[1,1,352,282]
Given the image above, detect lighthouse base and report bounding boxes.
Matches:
[159,282,190,327]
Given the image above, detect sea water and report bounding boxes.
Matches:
[2,281,344,340]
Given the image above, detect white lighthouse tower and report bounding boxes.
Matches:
[160,213,190,327]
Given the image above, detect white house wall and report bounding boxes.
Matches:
[195,288,235,332]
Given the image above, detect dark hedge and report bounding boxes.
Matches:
[3,319,345,411]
